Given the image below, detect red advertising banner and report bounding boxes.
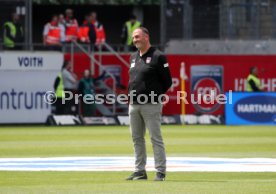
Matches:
[167,55,276,115]
[65,54,276,115]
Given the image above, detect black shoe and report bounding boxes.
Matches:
[126,170,147,180]
[154,172,166,181]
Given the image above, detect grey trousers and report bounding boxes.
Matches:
[129,103,166,173]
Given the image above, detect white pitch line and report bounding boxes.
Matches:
[0,157,276,172]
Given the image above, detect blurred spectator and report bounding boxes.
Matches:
[121,14,141,51]
[62,60,77,91]
[64,9,79,43]
[62,60,78,114]
[54,60,78,115]
[78,69,106,116]
[78,69,96,116]
[54,62,66,115]
[58,14,66,42]
[3,13,24,50]
[91,11,106,47]
[78,14,96,49]
[246,66,263,92]
[78,15,90,44]
[43,15,64,50]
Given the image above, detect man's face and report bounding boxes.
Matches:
[59,14,64,22]
[84,70,90,78]
[66,10,73,18]
[130,18,136,24]
[91,12,97,20]
[12,14,20,23]
[253,67,258,76]
[87,15,93,23]
[66,62,72,71]
[52,16,58,24]
[132,29,148,50]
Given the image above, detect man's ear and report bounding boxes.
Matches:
[145,34,149,40]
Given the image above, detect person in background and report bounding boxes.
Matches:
[64,8,79,43]
[54,63,66,115]
[121,14,141,51]
[61,60,78,114]
[78,14,90,44]
[91,11,106,47]
[246,66,263,92]
[78,69,106,117]
[3,13,24,50]
[43,15,63,50]
[58,14,66,43]
[86,13,97,48]
[78,13,96,49]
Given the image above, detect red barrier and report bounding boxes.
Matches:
[65,54,276,115]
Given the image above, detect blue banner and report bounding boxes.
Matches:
[225,92,276,125]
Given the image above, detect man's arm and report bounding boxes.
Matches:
[54,76,60,91]
[157,54,172,93]
[121,24,127,44]
[88,24,96,44]
[4,25,16,41]
[63,70,77,84]
[100,24,106,42]
[14,24,24,42]
[43,24,49,44]
[93,71,106,82]
[59,24,65,43]
[248,79,261,92]
[78,80,84,94]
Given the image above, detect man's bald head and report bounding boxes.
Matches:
[132,27,151,53]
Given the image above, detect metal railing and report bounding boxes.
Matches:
[70,41,118,115]
[162,1,276,42]
[220,2,276,39]
[0,41,130,115]
[4,0,276,51]
[101,42,130,68]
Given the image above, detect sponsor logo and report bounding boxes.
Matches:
[192,78,222,112]
[18,57,43,67]
[146,57,151,63]
[234,95,276,123]
[191,65,224,113]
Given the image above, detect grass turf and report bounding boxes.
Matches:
[0,172,276,194]
[0,125,276,194]
[0,125,275,157]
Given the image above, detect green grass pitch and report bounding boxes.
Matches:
[0,125,276,194]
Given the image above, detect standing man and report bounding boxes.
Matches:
[121,14,141,51]
[246,66,263,92]
[61,60,78,114]
[126,27,172,181]
[90,11,106,47]
[78,69,106,117]
[78,14,96,49]
[3,13,24,50]
[54,63,66,115]
[78,69,97,117]
[43,15,63,50]
[64,9,79,43]
[78,15,90,44]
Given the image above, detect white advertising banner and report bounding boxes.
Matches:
[0,51,63,71]
[0,51,63,123]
